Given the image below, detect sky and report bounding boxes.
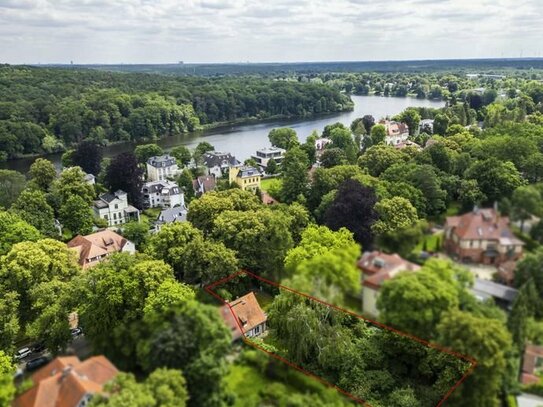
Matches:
[1,0,542,64]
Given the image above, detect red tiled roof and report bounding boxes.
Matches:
[225,292,267,336]
[13,356,118,407]
[359,251,420,290]
[67,230,129,268]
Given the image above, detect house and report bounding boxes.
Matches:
[357,251,421,317]
[202,151,239,178]
[471,278,518,310]
[146,154,179,182]
[444,208,524,265]
[221,292,267,340]
[141,180,184,209]
[315,137,332,151]
[251,147,286,171]
[379,119,410,145]
[229,166,261,192]
[521,344,543,385]
[13,355,118,407]
[67,230,136,269]
[93,190,140,227]
[193,175,216,196]
[394,140,422,151]
[153,206,188,232]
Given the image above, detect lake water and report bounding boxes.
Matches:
[1,95,444,173]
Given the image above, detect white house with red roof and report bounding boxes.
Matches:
[220,292,267,340]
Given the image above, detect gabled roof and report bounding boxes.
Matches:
[224,292,267,336]
[147,154,177,168]
[194,175,216,193]
[237,166,261,179]
[142,180,181,196]
[358,251,420,290]
[446,208,524,244]
[202,151,239,168]
[157,206,187,224]
[67,230,131,268]
[13,355,118,407]
[472,278,518,303]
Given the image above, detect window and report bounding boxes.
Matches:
[104,215,108,220]
[254,325,260,334]
[113,213,117,220]
[115,204,118,209]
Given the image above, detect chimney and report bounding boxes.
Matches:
[58,366,73,382]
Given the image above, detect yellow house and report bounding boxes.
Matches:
[229,166,262,192]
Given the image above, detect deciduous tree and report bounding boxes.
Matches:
[268,128,299,150]
[72,140,103,175]
[281,146,309,204]
[0,169,26,209]
[11,189,56,236]
[134,143,163,164]
[59,194,94,236]
[104,152,143,208]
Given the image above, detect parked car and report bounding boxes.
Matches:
[31,341,46,353]
[15,347,32,361]
[70,327,83,337]
[25,356,50,372]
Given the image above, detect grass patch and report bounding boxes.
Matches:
[254,291,274,312]
[261,177,282,192]
[446,201,461,216]
[412,231,444,255]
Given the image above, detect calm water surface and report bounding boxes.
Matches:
[2,95,444,173]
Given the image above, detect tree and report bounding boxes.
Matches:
[11,189,56,236]
[281,146,309,204]
[51,166,95,205]
[511,185,541,233]
[362,115,375,134]
[28,158,57,192]
[140,300,231,407]
[458,179,486,211]
[122,220,150,250]
[0,351,15,407]
[177,169,195,202]
[465,158,524,203]
[72,140,103,175]
[366,124,387,148]
[437,310,512,407]
[329,127,357,163]
[268,128,299,150]
[91,369,189,407]
[396,108,421,136]
[0,211,40,256]
[187,189,261,234]
[358,145,407,177]
[265,158,278,174]
[134,143,163,164]
[171,146,192,167]
[373,197,419,235]
[322,122,346,138]
[323,179,378,249]
[59,194,94,236]
[212,209,293,279]
[104,152,144,208]
[320,148,346,168]
[77,255,176,370]
[146,222,239,285]
[377,259,463,339]
[0,169,26,209]
[350,118,366,135]
[0,292,19,352]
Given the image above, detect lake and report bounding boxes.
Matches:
[1,95,445,173]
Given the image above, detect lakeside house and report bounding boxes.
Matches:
[444,207,524,266]
[521,344,543,385]
[67,230,135,269]
[193,174,217,196]
[141,180,184,209]
[357,251,420,317]
[229,166,261,192]
[251,146,285,171]
[221,292,267,340]
[13,355,118,407]
[146,154,179,182]
[379,119,410,146]
[202,151,240,178]
[153,206,188,232]
[93,190,140,227]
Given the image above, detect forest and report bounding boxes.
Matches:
[0,65,353,160]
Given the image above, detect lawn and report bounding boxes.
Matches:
[260,177,282,192]
[412,231,444,255]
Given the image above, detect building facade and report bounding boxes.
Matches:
[379,119,410,145]
[93,190,140,227]
[444,208,524,265]
[251,146,286,170]
[146,154,179,181]
[229,166,261,192]
[202,151,239,178]
[142,180,184,209]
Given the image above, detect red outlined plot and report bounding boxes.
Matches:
[205,270,477,407]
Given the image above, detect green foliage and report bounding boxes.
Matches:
[171,146,192,167]
[11,188,56,236]
[122,220,150,250]
[28,158,56,191]
[281,146,309,204]
[0,351,15,407]
[0,210,41,255]
[104,152,143,208]
[358,144,408,177]
[319,148,346,168]
[51,166,95,205]
[0,169,26,209]
[328,127,358,163]
[134,144,163,164]
[91,369,189,407]
[72,140,103,175]
[59,194,94,236]
[146,222,239,285]
[395,108,421,136]
[265,157,278,174]
[268,128,299,150]
[177,168,195,202]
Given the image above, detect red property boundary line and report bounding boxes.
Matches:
[205,270,478,407]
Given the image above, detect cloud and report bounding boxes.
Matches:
[0,0,542,63]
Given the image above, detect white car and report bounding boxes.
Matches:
[15,347,32,361]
